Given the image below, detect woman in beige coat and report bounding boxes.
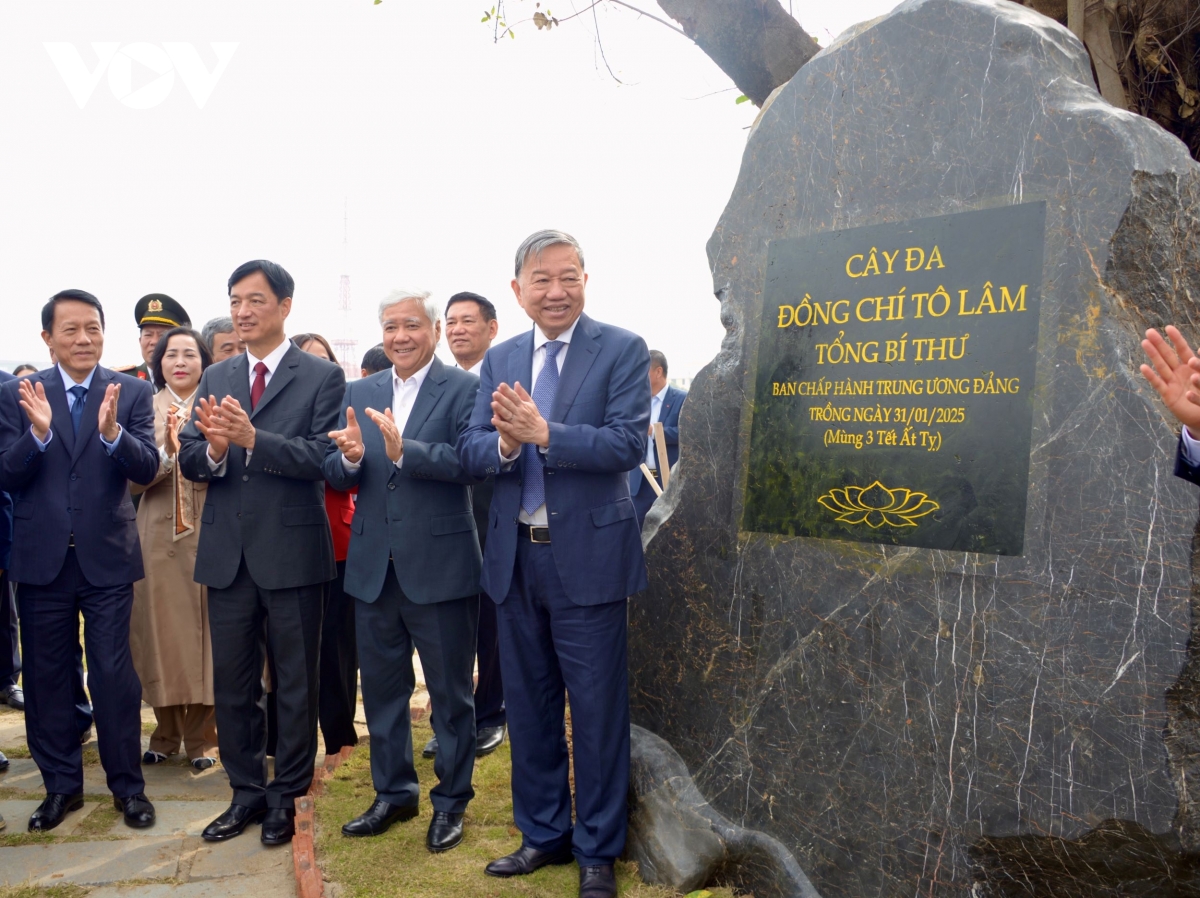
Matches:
[130,327,216,769]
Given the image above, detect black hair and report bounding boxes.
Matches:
[12,364,37,376]
[649,349,668,377]
[360,344,390,376]
[445,291,497,323]
[150,326,213,391]
[42,289,105,332]
[227,260,295,301]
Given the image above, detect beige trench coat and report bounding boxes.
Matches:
[130,389,214,708]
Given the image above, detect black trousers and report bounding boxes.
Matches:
[474,591,505,729]
[358,563,478,813]
[18,549,143,798]
[208,556,323,810]
[319,560,359,754]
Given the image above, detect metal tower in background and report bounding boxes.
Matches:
[331,202,358,380]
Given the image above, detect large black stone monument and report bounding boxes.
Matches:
[628,0,1200,895]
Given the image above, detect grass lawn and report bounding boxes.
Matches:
[315,718,738,898]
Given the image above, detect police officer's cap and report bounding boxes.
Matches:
[135,293,190,329]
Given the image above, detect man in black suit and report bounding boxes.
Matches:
[0,290,159,832]
[179,261,345,846]
[423,291,505,761]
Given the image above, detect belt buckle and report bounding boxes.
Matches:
[529,526,550,545]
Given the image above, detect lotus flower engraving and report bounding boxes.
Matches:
[817,481,939,528]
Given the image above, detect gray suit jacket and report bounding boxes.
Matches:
[179,344,346,590]
[323,357,482,604]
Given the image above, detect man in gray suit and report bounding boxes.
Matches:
[324,289,481,853]
[179,260,345,846]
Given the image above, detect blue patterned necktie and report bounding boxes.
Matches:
[68,385,87,435]
[521,340,564,515]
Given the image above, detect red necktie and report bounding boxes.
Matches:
[250,361,268,410]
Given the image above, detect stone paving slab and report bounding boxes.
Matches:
[188,831,292,880]
[0,836,184,885]
[102,800,230,839]
[0,758,236,800]
[0,798,100,835]
[87,870,298,898]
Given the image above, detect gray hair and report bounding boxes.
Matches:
[514,229,585,278]
[378,289,441,329]
[201,316,235,351]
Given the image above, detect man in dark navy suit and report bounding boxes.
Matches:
[0,290,159,832]
[325,290,481,852]
[1141,325,1200,484]
[458,230,650,898]
[628,350,686,527]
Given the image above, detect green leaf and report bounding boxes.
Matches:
[735,94,751,104]
[481,10,491,21]
[509,28,516,38]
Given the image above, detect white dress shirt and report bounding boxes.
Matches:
[1183,427,1200,465]
[342,358,435,471]
[455,357,485,376]
[207,338,293,471]
[33,363,123,454]
[499,318,580,527]
[646,384,669,468]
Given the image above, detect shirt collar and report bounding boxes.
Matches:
[247,338,292,374]
[653,384,669,402]
[393,355,435,391]
[533,316,580,353]
[58,363,97,390]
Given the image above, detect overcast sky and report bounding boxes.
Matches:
[0,0,900,378]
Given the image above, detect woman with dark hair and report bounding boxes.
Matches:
[293,333,360,756]
[130,327,220,769]
[12,364,37,377]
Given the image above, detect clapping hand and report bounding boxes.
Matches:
[18,379,52,443]
[491,382,548,457]
[365,407,403,462]
[1141,326,1200,438]
[208,398,256,450]
[97,383,121,443]
[193,396,230,461]
[328,407,365,464]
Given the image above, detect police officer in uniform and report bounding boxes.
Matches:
[115,295,191,391]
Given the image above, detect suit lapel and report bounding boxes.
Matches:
[551,314,599,423]
[249,345,298,419]
[510,330,534,394]
[43,370,74,457]
[70,367,108,465]
[226,354,253,410]
[403,357,446,440]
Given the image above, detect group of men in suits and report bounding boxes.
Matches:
[0,231,682,898]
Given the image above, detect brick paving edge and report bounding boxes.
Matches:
[294,744,355,898]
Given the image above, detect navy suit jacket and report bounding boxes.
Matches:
[178,344,345,591]
[628,384,686,497]
[324,357,482,604]
[457,313,651,605]
[1175,435,1200,486]
[0,369,14,570]
[0,366,157,587]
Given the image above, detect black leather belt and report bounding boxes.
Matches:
[518,523,551,544]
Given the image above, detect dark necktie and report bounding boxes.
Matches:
[68,385,87,435]
[521,341,563,515]
[250,361,268,410]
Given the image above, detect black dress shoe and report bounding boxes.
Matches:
[476,725,506,757]
[485,842,575,877]
[201,804,267,842]
[422,736,438,758]
[261,807,295,845]
[0,750,8,771]
[426,810,464,852]
[28,793,85,832]
[115,793,156,828]
[579,864,617,898]
[342,797,419,837]
[1,685,23,710]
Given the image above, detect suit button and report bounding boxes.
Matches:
[388,483,396,490]
[167,550,175,557]
[70,473,78,481]
[237,512,242,519]
[243,475,249,482]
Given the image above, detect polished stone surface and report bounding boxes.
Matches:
[628,0,1200,895]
